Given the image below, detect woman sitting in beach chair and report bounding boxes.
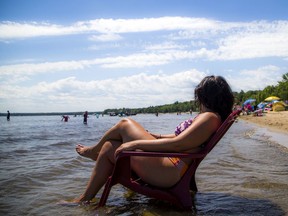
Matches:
[64,75,234,205]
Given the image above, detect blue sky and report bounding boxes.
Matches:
[0,0,288,113]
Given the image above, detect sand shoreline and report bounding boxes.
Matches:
[239,110,288,134]
[238,111,288,149]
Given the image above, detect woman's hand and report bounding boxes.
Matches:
[149,132,160,139]
[114,142,137,158]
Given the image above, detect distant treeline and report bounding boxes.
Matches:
[103,101,197,115]
[233,73,288,105]
[2,74,287,116]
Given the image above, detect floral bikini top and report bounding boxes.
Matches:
[174,115,199,136]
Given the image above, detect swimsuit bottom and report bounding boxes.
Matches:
[168,157,188,176]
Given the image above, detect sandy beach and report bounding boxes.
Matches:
[239,110,288,134]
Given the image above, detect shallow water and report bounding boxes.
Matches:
[0,114,287,216]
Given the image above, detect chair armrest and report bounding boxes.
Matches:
[116,150,206,160]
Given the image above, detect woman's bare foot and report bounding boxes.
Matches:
[57,200,83,206]
[57,198,90,206]
[75,144,98,161]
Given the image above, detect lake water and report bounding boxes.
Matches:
[0,114,287,216]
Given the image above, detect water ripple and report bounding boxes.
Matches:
[0,115,287,215]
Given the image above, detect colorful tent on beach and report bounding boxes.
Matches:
[272,101,287,112]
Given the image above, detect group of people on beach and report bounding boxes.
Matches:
[61,75,234,205]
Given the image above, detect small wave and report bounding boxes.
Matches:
[1,136,34,144]
[14,149,30,154]
[243,129,256,138]
[50,141,72,147]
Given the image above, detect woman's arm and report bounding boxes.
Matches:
[149,132,176,139]
[115,112,221,155]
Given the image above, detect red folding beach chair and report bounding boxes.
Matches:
[97,110,241,210]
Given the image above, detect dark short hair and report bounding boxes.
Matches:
[194,75,234,120]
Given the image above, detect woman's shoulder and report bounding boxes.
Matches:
[195,112,222,127]
[199,111,221,118]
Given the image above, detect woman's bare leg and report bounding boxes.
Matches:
[76,118,154,160]
[132,157,181,188]
[74,140,122,202]
[74,140,181,203]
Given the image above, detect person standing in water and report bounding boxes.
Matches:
[83,111,88,124]
[7,111,10,121]
[61,115,69,122]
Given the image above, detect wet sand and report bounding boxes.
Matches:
[239,110,288,149]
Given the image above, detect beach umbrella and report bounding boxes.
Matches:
[243,98,256,105]
[264,96,280,101]
[257,102,268,109]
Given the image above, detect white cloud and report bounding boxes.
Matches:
[0,17,218,41]
[0,61,85,76]
[1,16,287,112]
[0,21,74,40]
[171,20,288,60]
[145,41,187,51]
[1,65,285,112]
[89,33,123,42]
[0,70,206,112]
[1,18,287,62]
[98,52,175,68]
[213,32,288,60]
[0,52,189,79]
[228,65,283,92]
[0,60,89,85]
[1,48,286,84]
[77,17,218,34]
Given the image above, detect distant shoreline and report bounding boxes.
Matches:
[0,112,97,117]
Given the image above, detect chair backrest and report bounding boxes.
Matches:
[201,109,241,155]
[186,110,241,191]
